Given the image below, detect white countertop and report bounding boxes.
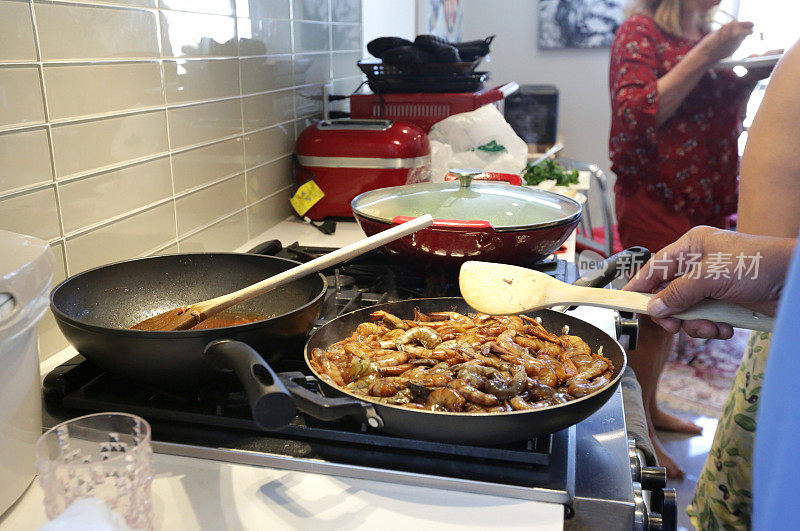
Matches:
[1,453,563,530]
[13,216,589,530]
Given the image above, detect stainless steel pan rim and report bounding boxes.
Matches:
[49,252,329,338]
[350,184,583,231]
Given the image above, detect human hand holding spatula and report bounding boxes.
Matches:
[459,261,774,332]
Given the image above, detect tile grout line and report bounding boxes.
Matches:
[175,169,246,202]
[154,1,181,254]
[328,0,333,83]
[5,0,362,270]
[289,0,300,179]
[234,1,253,242]
[0,50,364,69]
[3,122,295,198]
[0,180,57,202]
[0,64,360,136]
[62,196,176,242]
[176,183,294,244]
[27,0,71,276]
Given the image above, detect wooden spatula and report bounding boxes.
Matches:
[132,215,434,331]
[459,260,774,332]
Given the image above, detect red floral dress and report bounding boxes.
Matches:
[609,14,754,225]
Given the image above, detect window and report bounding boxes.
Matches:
[719,0,799,154]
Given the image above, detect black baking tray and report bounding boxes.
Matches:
[367,72,489,94]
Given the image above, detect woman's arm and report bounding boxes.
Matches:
[738,39,800,238]
[655,21,754,126]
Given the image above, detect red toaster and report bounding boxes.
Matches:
[294,119,431,220]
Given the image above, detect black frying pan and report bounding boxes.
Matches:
[50,253,327,429]
[281,297,626,444]
[277,297,626,445]
[274,246,650,445]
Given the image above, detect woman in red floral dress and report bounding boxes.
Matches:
[608,0,765,477]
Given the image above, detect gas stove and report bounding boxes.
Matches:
[42,241,674,530]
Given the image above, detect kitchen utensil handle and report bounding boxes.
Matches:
[443,171,522,186]
[554,247,650,312]
[528,143,564,168]
[392,216,494,231]
[475,81,519,104]
[564,287,774,331]
[204,340,296,430]
[279,374,373,421]
[573,246,651,288]
[198,214,434,314]
[673,300,774,331]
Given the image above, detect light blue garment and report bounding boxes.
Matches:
[753,238,800,530]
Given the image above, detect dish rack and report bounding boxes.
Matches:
[358,58,483,77]
[350,82,519,132]
[358,58,488,93]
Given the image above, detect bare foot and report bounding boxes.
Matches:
[651,405,703,435]
[653,433,685,479]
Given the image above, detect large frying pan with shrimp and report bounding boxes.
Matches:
[277,297,627,445]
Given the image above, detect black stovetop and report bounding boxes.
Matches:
[43,241,580,493]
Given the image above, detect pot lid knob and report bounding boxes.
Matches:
[449,168,482,188]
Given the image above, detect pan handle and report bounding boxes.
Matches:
[204,340,297,430]
[557,247,650,313]
[573,246,651,288]
[279,373,385,427]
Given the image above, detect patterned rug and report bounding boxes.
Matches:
[657,329,750,418]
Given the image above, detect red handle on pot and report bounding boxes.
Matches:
[444,171,522,186]
[391,216,495,231]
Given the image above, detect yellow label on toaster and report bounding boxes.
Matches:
[290,180,325,216]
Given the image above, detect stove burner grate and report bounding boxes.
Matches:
[44,358,555,467]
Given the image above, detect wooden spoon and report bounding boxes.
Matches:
[132,214,434,331]
[459,261,774,332]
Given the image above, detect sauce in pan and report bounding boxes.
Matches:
[188,311,272,330]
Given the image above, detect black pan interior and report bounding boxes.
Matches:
[52,253,326,330]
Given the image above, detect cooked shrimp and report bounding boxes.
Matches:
[372,350,410,367]
[567,372,612,398]
[449,379,499,407]
[428,311,473,323]
[509,396,541,410]
[484,365,526,399]
[370,310,410,330]
[413,307,431,322]
[369,379,399,397]
[314,309,614,413]
[425,388,465,412]
[397,326,442,348]
[356,322,385,337]
[379,363,415,376]
[573,359,610,381]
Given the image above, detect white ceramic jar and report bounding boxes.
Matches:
[0,231,54,515]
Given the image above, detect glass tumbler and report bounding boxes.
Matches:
[35,412,154,530]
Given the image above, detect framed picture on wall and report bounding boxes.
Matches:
[424,0,463,41]
[538,0,626,49]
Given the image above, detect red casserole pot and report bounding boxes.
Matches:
[351,170,582,266]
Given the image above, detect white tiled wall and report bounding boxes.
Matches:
[0,0,364,360]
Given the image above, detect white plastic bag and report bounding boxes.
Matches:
[428,104,528,181]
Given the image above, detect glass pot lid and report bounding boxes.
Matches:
[351,173,582,231]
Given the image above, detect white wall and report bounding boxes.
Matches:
[362,0,418,58]
[461,0,616,220]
